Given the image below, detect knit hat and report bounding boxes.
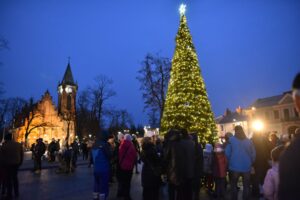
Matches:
[204,143,213,153]
[124,134,132,141]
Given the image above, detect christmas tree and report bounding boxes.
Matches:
[160,4,217,143]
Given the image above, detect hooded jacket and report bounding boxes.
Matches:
[92,141,111,173]
[263,163,279,200]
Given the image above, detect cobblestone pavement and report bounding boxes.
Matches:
[16,159,258,200]
[17,164,144,200]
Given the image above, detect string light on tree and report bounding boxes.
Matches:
[160,3,217,143]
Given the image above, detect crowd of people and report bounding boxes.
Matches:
[88,73,300,200]
[0,73,300,200]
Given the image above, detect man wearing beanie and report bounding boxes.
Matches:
[278,73,300,199]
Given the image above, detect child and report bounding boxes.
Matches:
[203,143,214,195]
[212,143,227,199]
[263,145,284,200]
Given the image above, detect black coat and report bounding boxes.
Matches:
[34,142,46,157]
[165,135,195,185]
[279,136,300,199]
[141,143,161,188]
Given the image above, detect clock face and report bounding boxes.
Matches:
[65,86,72,93]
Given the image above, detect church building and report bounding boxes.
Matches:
[13,62,78,146]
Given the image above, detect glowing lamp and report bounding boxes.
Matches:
[252,120,264,132]
[179,4,186,16]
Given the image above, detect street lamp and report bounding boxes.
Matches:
[89,134,92,138]
[252,120,264,132]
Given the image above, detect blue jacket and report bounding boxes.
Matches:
[92,141,111,173]
[225,136,256,172]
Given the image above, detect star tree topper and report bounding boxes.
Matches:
[179,4,186,16]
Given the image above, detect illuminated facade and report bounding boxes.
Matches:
[216,91,300,138]
[13,62,78,146]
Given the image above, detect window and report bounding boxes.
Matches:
[284,109,290,120]
[274,110,279,119]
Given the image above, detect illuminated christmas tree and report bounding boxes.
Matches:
[160,4,217,143]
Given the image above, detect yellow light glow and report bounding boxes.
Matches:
[252,120,264,132]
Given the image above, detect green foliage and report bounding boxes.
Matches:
[160,15,217,144]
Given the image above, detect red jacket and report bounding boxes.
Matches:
[213,152,228,178]
[119,140,137,171]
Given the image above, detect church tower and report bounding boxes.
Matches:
[58,61,78,119]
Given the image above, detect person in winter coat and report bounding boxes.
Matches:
[191,133,203,200]
[278,72,300,200]
[48,139,56,162]
[164,129,195,200]
[140,137,162,200]
[203,143,214,195]
[71,140,79,169]
[116,132,124,197]
[263,145,284,200]
[33,138,46,173]
[162,129,180,200]
[91,134,112,200]
[81,141,88,160]
[252,132,271,197]
[87,139,94,167]
[212,143,227,199]
[1,133,23,198]
[225,125,256,200]
[132,134,140,174]
[118,134,137,200]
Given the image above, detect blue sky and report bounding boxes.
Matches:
[0,0,299,125]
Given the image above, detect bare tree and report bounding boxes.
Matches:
[13,99,53,147]
[90,75,116,130]
[76,89,99,139]
[137,53,171,127]
[0,36,9,95]
[107,108,134,134]
[0,97,26,129]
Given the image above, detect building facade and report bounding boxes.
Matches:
[216,91,300,138]
[216,107,249,137]
[244,91,300,137]
[13,62,78,146]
